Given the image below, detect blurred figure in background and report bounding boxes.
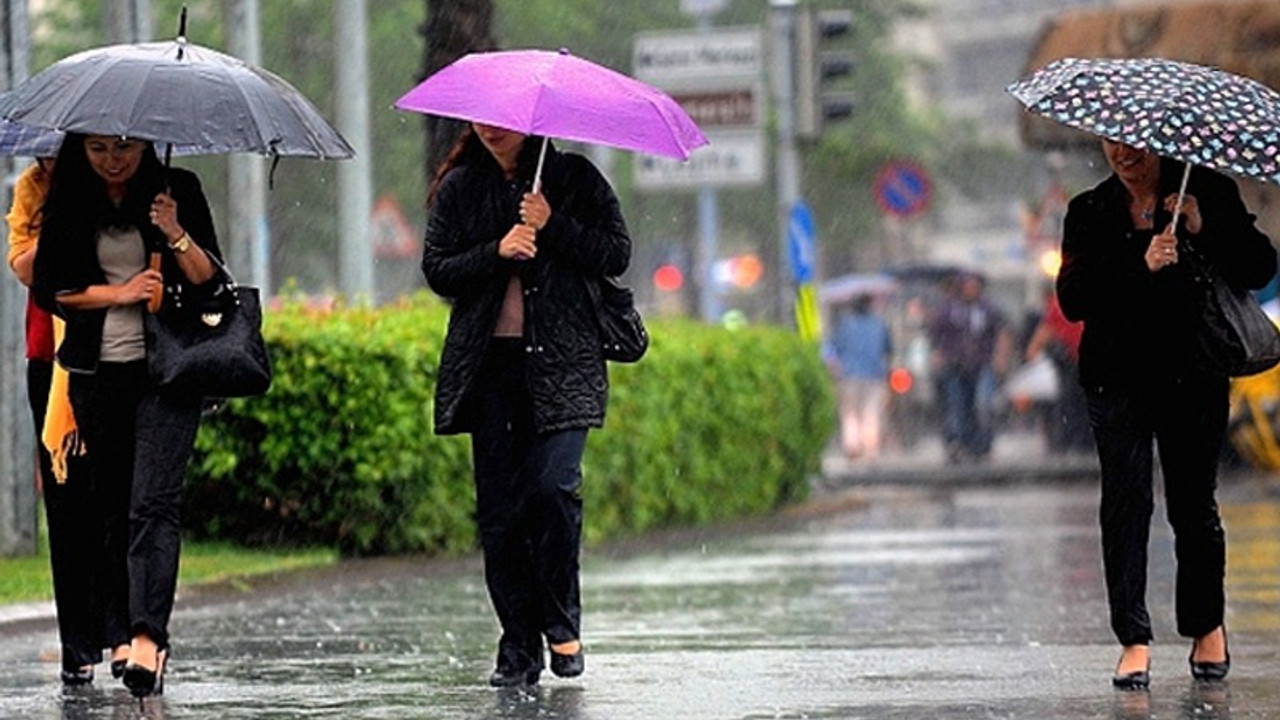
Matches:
[927,272,1013,462]
[826,295,893,460]
[1024,285,1090,453]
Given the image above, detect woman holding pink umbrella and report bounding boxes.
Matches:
[422,123,631,687]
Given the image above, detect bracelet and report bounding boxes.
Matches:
[168,233,192,254]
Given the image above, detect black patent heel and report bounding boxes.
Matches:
[1189,628,1230,682]
[122,647,168,699]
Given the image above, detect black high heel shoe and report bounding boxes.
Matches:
[122,648,168,698]
[1112,664,1150,691]
[1112,646,1150,691]
[1189,628,1230,682]
[549,645,585,678]
[59,665,94,686]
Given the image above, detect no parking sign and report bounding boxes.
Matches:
[873,160,933,219]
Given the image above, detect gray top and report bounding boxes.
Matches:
[96,225,147,363]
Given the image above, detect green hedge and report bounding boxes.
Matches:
[185,294,835,556]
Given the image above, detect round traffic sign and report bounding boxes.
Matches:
[873,161,933,218]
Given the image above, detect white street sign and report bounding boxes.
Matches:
[633,27,763,85]
[634,130,765,189]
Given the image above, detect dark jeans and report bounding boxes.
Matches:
[1086,375,1229,646]
[28,360,101,671]
[467,339,586,673]
[69,361,201,650]
[938,366,993,457]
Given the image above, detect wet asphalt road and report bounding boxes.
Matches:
[2,477,1279,719]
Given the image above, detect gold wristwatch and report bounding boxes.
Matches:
[168,233,192,253]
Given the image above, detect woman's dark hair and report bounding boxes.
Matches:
[426,126,486,207]
[426,126,547,207]
[41,133,167,246]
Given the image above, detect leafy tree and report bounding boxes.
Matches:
[419,0,495,178]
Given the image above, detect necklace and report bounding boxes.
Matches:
[1141,207,1154,221]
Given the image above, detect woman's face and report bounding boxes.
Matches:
[84,136,146,188]
[472,123,526,169]
[1101,139,1159,188]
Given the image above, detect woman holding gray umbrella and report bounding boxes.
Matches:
[422,123,631,687]
[33,132,220,698]
[1058,139,1275,689]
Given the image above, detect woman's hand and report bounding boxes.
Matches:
[118,267,164,305]
[520,192,551,231]
[1164,192,1202,235]
[150,192,184,242]
[1146,229,1179,272]
[499,223,538,260]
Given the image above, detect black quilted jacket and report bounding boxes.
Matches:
[422,141,631,435]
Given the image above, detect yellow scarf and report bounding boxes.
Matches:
[42,319,85,483]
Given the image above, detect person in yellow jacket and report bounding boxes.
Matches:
[7,157,126,685]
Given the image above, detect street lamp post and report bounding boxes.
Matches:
[769,0,801,325]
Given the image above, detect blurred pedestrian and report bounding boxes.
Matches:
[422,124,631,687]
[826,295,892,460]
[6,156,113,685]
[1024,286,1090,453]
[1058,140,1275,689]
[926,272,1012,461]
[33,133,222,698]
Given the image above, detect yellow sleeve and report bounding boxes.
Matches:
[6,163,50,270]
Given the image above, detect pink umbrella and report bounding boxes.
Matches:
[394,48,707,188]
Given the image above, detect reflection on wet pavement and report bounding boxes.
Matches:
[1,482,1278,718]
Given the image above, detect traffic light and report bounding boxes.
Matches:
[795,7,856,140]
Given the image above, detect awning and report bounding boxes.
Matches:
[1019,1,1280,149]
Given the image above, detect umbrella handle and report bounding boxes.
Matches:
[1171,162,1192,233]
[532,136,549,195]
[146,252,164,314]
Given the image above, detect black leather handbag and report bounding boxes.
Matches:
[1183,240,1280,377]
[145,263,272,399]
[585,275,649,363]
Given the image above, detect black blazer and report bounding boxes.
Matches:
[33,167,223,374]
[1058,158,1276,388]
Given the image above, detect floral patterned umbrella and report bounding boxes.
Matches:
[1007,57,1280,186]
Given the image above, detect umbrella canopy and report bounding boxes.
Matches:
[1007,57,1280,185]
[0,38,353,159]
[0,118,63,157]
[395,48,707,161]
[818,273,900,306]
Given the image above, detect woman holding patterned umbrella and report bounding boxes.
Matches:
[1058,139,1274,688]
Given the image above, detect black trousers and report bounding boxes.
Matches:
[27,360,101,671]
[467,339,586,673]
[1086,375,1229,646]
[69,361,201,650]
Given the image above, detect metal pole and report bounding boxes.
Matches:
[224,0,270,294]
[334,0,374,302]
[769,0,800,326]
[1,0,38,555]
[693,14,722,324]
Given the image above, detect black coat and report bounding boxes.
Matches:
[33,167,222,374]
[423,142,631,434]
[1058,159,1277,388]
